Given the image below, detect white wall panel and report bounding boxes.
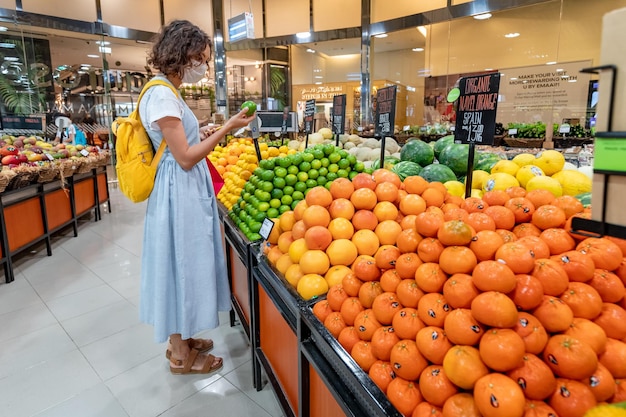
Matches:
[372,0,445,23]
[313,0,360,31]
[163,0,213,36]
[265,0,308,37]
[101,0,161,33]
[22,0,97,22]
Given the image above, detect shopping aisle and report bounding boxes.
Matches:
[0,184,284,417]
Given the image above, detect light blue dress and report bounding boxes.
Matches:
[138,76,230,343]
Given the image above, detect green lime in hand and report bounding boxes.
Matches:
[241,100,257,116]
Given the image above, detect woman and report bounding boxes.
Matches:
[139,20,254,374]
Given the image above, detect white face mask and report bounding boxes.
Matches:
[182,60,208,83]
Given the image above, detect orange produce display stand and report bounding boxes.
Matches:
[1,166,110,283]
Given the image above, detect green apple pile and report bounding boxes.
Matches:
[229,143,365,241]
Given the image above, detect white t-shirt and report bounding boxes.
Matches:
[56,124,76,140]
[139,84,184,132]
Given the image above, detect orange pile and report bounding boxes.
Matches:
[266,169,626,417]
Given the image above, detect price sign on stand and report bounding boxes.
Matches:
[375,85,397,166]
[332,94,347,147]
[304,99,315,148]
[249,116,262,161]
[280,106,290,145]
[454,73,500,146]
[453,73,501,198]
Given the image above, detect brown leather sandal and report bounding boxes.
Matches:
[169,349,223,375]
[165,338,214,360]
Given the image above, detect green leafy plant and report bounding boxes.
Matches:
[0,75,46,115]
[269,65,287,110]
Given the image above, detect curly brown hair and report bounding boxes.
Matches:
[148,20,212,79]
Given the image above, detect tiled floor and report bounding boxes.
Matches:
[0,183,283,417]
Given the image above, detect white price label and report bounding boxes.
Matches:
[403,125,410,132]
[80,149,89,156]
[508,128,518,135]
[259,218,275,241]
[44,153,54,161]
[559,125,571,134]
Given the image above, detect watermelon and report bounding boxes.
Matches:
[575,192,592,208]
[372,156,400,170]
[392,161,423,180]
[437,143,479,176]
[400,139,435,167]
[433,135,455,159]
[475,152,505,172]
[419,163,457,183]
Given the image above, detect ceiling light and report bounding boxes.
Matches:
[485,68,494,71]
[374,33,388,38]
[315,82,322,85]
[87,54,99,58]
[417,26,427,37]
[0,43,15,49]
[314,76,323,79]
[412,47,424,52]
[473,13,492,20]
[568,79,577,83]
[504,32,520,38]
[546,61,557,65]
[99,46,112,54]
[296,32,310,39]
[95,40,110,46]
[4,57,19,61]
[306,48,315,53]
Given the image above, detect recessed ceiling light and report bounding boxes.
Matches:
[315,81,322,85]
[87,54,99,58]
[473,13,492,20]
[95,40,110,46]
[374,33,388,38]
[546,61,557,65]
[485,68,494,71]
[99,46,111,54]
[296,32,310,39]
[504,32,520,38]
[306,48,315,53]
[568,79,577,83]
[412,48,424,52]
[314,76,323,79]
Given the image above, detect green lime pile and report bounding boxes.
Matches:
[228,143,365,241]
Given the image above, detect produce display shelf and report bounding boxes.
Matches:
[299,305,402,417]
[251,260,299,417]
[1,168,110,283]
[253,258,309,331]
[220,208,254,339]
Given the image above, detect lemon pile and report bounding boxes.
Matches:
[209,139,298,209]
[461,150,592,198]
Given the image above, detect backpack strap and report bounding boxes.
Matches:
[137,78,179,169]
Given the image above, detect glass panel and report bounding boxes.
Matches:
[0,22,54,138]
[291,39,361,131]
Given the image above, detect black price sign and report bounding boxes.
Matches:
[332,94,346,135]
[1,115,44,131]
[281,106,290,135]
[454,73,501,145]
[375,86,397,137]
[304,99,315,134]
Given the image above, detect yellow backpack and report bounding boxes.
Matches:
[112,79,178,203]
